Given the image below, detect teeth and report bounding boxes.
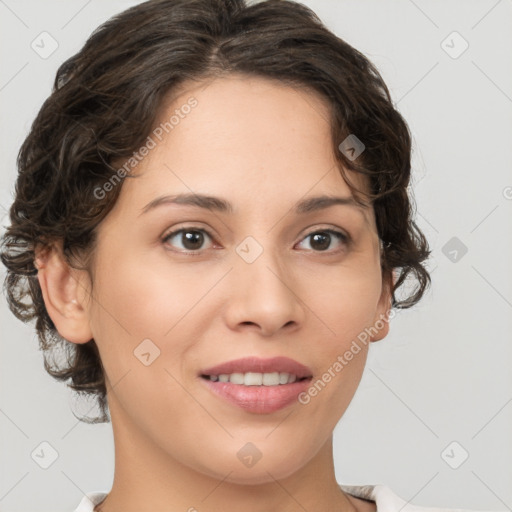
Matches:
[208,372,301,385]
[230,373,245,385]
[262,372,280,385]
[243,372,262,385]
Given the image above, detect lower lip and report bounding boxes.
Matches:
[200,377,312,414]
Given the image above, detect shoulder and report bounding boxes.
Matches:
[73,492,108,512]
[339,483,505,512]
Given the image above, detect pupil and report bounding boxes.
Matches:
[183,231,203,250]
[311,232,330,251]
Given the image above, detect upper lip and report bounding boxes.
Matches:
[200,356,313,379]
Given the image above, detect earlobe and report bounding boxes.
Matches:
[35,242,93,344]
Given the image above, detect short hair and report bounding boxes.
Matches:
[0,0,431,424]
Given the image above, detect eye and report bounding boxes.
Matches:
[162,227,215,253]
[162,226,349,254]
[296,229,349,253]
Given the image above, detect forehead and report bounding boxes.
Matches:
[156,73,334,158]
[112,73,372,223]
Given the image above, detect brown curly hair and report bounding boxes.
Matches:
[0,0,431,424]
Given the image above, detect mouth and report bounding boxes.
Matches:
[198,356,313,414]
[200,372,311,385]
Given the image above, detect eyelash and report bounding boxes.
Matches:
[161,226,350,255]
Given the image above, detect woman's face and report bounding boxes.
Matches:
[78,74,391,483]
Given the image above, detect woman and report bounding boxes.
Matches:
[1,0,493,510]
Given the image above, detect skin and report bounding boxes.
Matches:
[35,74,393,512]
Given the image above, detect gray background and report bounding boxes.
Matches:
[1,1,511,511]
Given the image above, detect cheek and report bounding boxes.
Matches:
[309,258,383,342]
[87,255,201,419]
[90,253,190,338]
[298,287,374,435]
[88,251,219,390]
[300,262,381,404]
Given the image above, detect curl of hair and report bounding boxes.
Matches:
[0,0,431,423]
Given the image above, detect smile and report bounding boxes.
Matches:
[201,372,307,386]
[198,356,314,414]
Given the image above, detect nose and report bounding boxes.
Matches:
[222,247,306,337]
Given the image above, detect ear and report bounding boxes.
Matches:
[370,268,395,343]
[35,242,93,344]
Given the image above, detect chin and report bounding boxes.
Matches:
[194,446,309,485]
[206,465,301,486]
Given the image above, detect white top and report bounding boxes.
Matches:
[73,484,500,511]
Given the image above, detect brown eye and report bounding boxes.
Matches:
[163,228,213,252]
[297,230,348,252]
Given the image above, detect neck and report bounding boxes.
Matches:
[94,399,359,512]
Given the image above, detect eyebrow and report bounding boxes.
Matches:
[139,193,368,217]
